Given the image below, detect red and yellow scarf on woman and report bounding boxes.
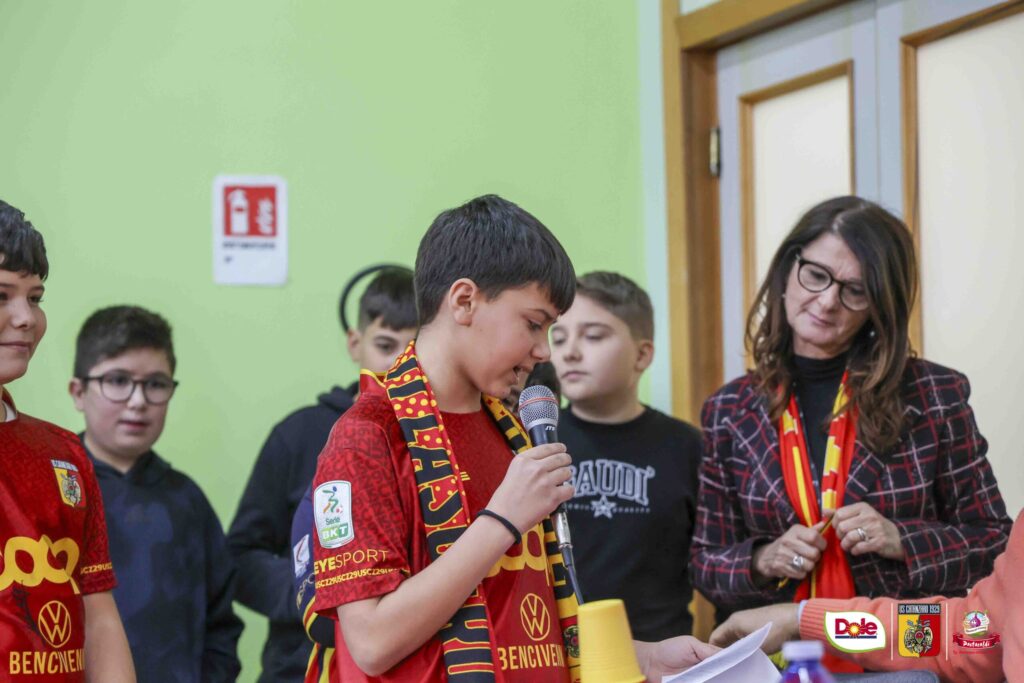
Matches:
[382,341,580,682]
[779,372,858,601]
[779,372,860,672]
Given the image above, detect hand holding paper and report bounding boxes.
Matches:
[634,635,720,681]
[710,603,801,654]
[663,623,781,683]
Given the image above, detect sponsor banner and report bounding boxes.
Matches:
[898,603,942,658]
[0,536,80,594]
[953,633,1001,649]
[954,611,1001,653]
[824,611,886,653]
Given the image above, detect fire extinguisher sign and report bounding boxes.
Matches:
[212,175,288,285]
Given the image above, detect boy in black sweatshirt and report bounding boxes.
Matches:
[549,271,703,641]
[69,305,243,681]
[227,266,417,682]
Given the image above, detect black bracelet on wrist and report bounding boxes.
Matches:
[477,509,522,546]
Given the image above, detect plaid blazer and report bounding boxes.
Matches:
[690,357,1012,613]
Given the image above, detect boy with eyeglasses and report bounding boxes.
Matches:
[69,305,244,682]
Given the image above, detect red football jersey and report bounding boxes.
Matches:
[0,393,116,681]
[312,385,571,683]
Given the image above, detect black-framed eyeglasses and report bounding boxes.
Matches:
[83,372,179,405]
[795,254,870,312]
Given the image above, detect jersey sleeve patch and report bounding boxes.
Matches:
[314,480,354,549]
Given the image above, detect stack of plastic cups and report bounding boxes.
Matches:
[577,599,645,683]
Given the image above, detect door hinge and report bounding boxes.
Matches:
[709,126,721,178]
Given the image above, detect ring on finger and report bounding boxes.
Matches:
[857,527,869,543]
[791,554,805,569]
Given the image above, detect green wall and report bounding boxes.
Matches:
[0,1,647,678]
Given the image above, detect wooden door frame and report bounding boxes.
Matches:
[661,0,854,640]
[740,60,856,319]
[661,0,853,424]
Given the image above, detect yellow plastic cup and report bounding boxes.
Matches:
[578,599,645,683]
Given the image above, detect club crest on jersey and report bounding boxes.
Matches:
[51,460,85,508]
[563,625,579,659]
[898,604,942,657]
[314,480,354,549]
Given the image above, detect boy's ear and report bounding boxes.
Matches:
[346,328,362,364]
[634,339,655,373]
[68,378,87,412]
[447,278,480,327]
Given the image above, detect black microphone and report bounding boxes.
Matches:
[518,385,584,605]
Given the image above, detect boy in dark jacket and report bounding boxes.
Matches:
[69,305,243,681]
[228,267,417,682]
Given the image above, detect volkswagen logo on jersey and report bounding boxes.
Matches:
[36,600,73,649]
[520,593,552,641]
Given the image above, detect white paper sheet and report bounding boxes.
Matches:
[662,623,781,683]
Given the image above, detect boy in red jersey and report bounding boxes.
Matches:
[310,195,716,682]
[0,200,135,682]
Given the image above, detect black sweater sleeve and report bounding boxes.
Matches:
[227,427,297,622]
[199,494,244,682]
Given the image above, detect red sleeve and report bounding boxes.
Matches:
[69,438,116,594]
[311,414,411,616]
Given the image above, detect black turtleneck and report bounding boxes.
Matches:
[792,352,848,483]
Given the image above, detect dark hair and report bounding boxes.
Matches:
[746,195,917,453]
[525,361,561,403]
[576,271,654,340]
[0,200,48,280]
[74,306,176,378]
[414,195,575,325]
[342,266,418,331]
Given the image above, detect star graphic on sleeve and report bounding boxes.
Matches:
[590,495,617,519]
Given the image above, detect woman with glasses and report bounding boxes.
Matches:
[690,196,1011,669]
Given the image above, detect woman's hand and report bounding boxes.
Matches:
[634,636,719,681]
[833,502,905,560]
[710,603,800,653]
[751,521,827,583]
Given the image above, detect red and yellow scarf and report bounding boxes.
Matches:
[383,341,580,682]
[779,372,860,672]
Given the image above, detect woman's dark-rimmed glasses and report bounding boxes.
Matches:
[795,254,870,312]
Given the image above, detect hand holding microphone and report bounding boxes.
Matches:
[483,385,585,604]
[517,385,585,605]
[486,442,574,535]
[518,385,572,539]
